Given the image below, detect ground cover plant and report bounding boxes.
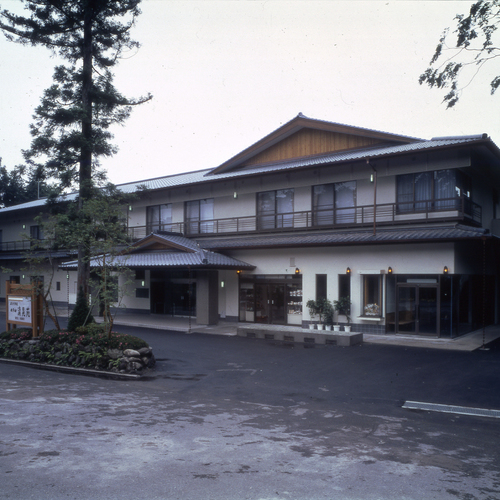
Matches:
[0,324,154,374]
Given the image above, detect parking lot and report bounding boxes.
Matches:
[1,325,500,500]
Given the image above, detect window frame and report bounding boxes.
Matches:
[257,189,294,230]
[312,181,356,226]
[146,204,172,233]
[185,198,214,234]
[362,274,383,317]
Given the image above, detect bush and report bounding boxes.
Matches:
[67,286,94,332]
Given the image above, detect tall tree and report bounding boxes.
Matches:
[0,0,151,300]
[420,0,500,108]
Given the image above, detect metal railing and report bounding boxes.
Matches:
[124,196,481,240]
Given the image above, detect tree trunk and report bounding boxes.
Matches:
[77,3,94,302]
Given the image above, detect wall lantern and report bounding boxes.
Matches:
[295,267,301,275]
[233,192,238,199]
[66,274,69,279]
[388,267,393,274]
[443,266,449,274]
[128,205,133,211]
[220,281,225,288]
[346,267,351,275]
[22,224,26,229]
[141,280,145,287]
[370,174,374,183]
[236,270,241,274]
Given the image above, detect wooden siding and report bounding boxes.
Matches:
[241,129,382,167]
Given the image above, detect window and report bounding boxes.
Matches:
[185,198,214,233]
[30,225,41,240]
[362,275,382,317]
[56,282,61,291]
[9,276,20,284]
[338,274,351,302]
[397,170,471,213]
[257,189,294,230]
[313,181,356,225]
[316,274,327,302]
[146,204,172,233]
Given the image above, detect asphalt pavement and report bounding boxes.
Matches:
[1,320,500,499]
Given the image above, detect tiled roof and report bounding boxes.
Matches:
[0,133,495,215]
[60,249,255,270]
[198,224,492,250]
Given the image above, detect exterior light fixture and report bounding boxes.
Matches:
[388,267,393,274]
[295,267,300,275]
[22,224,26,229]
[233,192,238,199]
[66,274,69,279]
[236,270,241,274]
[221,281,225,288]
[141,280,145,287]
[370,174,374,183]
[443,266,449,274]
[128,205,132,211]
[346,267,351,275]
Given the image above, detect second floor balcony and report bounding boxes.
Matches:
[127,196,482,241]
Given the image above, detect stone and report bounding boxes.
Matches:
[138,347,152,357]
[107,348,123,360]
[123,349,140,358]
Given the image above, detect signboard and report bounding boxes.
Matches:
[8,296,32,324]
[5,281,43,338]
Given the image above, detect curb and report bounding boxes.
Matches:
[0,357,144,380]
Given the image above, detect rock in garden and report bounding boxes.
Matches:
[107,348,123,360]
[123,349,140,358]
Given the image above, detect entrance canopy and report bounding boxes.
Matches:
[60,232,255,270]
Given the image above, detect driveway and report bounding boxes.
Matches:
[1,326,500,500]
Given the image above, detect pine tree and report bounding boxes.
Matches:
[0,0,151,300]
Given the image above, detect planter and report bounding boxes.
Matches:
[324,325,332,331]
[309,324,315,330]
[333,325,341,332]
[344,325,351,332]
[317,324,324,330]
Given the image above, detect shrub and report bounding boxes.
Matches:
[67,286,94,332]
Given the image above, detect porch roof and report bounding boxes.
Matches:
[198,224,494,250]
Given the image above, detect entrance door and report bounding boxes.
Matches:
[254,284,285,324]
[397,284,438,335]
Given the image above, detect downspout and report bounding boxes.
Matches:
[367,160,377,236]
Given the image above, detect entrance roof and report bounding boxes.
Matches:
[60,232,255,270]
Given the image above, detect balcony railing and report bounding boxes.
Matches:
[126,196,481,241]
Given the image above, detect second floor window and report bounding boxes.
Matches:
[397,170,471,213]
[186,198,214,233]
[30,225,41,240]
[147,204,172,233]
[257,189,294,230]
[313,181,356,225]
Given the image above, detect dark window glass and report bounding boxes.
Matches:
[316,274,327,301]
[185,199,214,233]
[146,204,172,233]
[257,189,294,229]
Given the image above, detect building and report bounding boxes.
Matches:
[1,114,499,338]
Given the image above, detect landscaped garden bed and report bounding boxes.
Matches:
[0,324,155,375]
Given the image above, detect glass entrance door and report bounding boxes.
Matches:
[254,284,285,324]
[397,284,438,335]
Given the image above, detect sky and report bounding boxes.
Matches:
[1,0,499,186]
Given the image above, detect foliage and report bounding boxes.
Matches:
[0,327,150,371]
[67,286,95,332]
[0,0,151,300]
[306,298,333,324]
[0,163,51,207]
[322,299,335,326]
[420,0,500,107]
[334,297,351,324]
[56,184,135,336]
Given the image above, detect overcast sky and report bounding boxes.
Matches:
[1,0,498,186]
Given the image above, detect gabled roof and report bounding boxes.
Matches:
[208,113,421,175]
[60,232,255,270]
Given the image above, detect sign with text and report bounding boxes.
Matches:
[8,296,32,325]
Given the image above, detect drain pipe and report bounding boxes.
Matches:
[367,159,377,236]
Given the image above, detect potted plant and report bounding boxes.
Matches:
[322,299,334,331]
[334,296,351,332]
[306,299,319,330]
